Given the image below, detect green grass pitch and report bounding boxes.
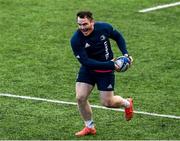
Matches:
[0,0,179,139]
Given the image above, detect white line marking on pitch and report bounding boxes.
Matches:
[0,93,180,119]
[139,2,180,13]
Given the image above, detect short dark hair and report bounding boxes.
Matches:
[76,11,93,20]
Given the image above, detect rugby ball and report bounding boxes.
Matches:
[115,56,130,72]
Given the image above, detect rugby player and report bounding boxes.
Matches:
[70,11,133,137]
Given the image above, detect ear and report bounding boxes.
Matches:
[91,19,95,25]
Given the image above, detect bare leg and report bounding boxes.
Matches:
[100,91,130,108]
[75,82,97,136]
[76,82,94,121]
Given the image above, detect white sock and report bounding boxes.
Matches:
[85,120,94,128]
[121,99,130,108]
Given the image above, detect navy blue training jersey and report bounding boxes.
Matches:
[70,22,128,71]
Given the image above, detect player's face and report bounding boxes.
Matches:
[77,17,94,36]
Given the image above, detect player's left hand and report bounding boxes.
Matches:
[124,54,133,65]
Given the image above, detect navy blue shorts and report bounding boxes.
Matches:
[76,68,115,91]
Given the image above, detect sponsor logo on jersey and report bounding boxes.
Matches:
[104,41,109,60]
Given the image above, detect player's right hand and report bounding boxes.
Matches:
[111,58,121,72]
[114,63,121,72]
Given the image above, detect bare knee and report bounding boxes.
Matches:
[75,82,93,104]
[101,99,113,108]
[76,94,87,104]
